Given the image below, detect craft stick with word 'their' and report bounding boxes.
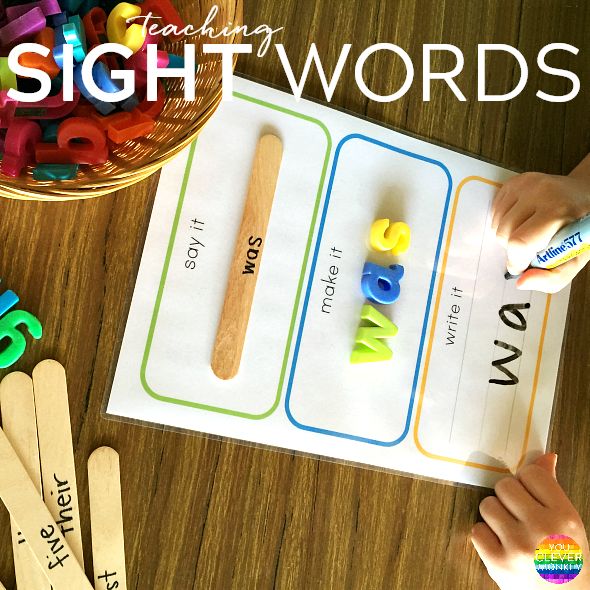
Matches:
[211,134,284,380]
[0,372,50,590]
[0,425,93,589]
[88,447,128,590]
[32,359,85,567]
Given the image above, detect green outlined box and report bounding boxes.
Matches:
[140,92,332,419]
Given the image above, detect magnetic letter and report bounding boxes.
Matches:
[351,304,398,364]
[370,219,411,255]
[106,3,146,53]
[0,290,19,316]
[0,310,43,369]
[361,263,404,305]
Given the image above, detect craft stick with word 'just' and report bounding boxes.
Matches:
[32,359,85,567]
[88,447,128,590]
[211,134,284,380]
[0,372,50,590]
[0,426,93,589]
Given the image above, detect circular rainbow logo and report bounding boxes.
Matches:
[534,535,584,584]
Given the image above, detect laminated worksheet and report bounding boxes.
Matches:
[107,77,570,488]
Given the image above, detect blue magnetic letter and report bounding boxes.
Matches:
[0,290,18,317]
[361,263,405,305]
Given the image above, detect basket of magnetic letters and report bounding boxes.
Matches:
[0,0,243,201]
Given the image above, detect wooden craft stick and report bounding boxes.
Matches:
[0,426,93,589]
[0,579,5,590]
[32,359,85,567]
[211,134,283,380]
[88,447,127,590]
[0,372,51,590]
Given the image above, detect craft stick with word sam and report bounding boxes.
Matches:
[0,426,93,589]
[88,447,128,590]
[32,359,85,567]
[0,372,50,590]
[211,134,284,380]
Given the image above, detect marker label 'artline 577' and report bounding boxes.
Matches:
[532,214,590,269]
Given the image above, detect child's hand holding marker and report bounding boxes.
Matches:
[491,154,590,293]
[472,454,590,589]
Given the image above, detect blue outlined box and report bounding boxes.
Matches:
[285,134,452,446]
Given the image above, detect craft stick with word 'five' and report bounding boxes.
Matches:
[88,447,128,590]
[0,372,50,590]
[211,134,283,380]
[32,359,85,567]
[0,426,93,589]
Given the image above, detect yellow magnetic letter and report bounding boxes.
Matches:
[107,3,146,53]
[370,219,411,255]
[351,304,398,364]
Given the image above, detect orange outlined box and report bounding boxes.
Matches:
[413,176,552,473]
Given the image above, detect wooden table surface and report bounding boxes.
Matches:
[1,1,589,588]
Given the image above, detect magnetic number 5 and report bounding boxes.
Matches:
[0,287,42,369]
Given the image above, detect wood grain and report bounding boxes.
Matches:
[0,1,588,589]
[211,134,283,380]
[32,360,85,569]
[88,447,127,590]
[0,373,49,590]
[0,427,92,589]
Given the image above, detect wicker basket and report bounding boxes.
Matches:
[0,0,243,201]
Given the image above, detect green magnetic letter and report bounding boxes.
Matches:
[0,310,43,369]
[351,304,398,364]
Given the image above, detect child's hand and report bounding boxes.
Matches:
[491,170,590,293]
[471,454,590,590]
